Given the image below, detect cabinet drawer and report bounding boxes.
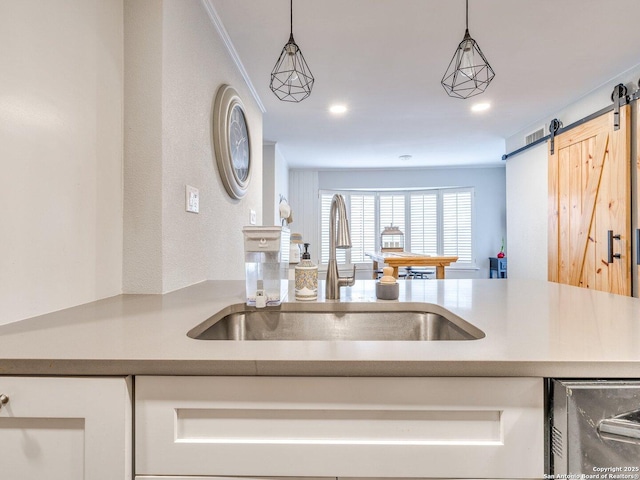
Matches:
[135,376,543,478]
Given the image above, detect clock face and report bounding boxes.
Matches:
[229,104,250,182]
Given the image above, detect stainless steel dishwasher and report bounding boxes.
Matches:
[551,380,640,474]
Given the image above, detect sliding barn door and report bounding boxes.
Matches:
[548,105,631,295]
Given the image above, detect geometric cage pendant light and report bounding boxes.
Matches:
[269,0,314,102]
[441,0,495,99]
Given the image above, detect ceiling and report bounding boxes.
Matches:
[210,0,640,169]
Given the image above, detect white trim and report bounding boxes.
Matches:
[202,0,267,114]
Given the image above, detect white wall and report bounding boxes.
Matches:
[289,167,506,279]
[0,0,262,324]
[505,146,548,280]
[505,63,640,287]
[124,0,263,292]
[0,0,124,325]
[263,142,289,226]
[123,0,163,293]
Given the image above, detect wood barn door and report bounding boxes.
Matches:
[548,105,631,295]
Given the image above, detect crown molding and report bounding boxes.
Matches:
[202,0,266,114]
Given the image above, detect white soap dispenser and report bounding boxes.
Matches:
[295,243,318,301]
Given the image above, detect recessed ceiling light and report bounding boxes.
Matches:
[329,104,348,114]
[399,155,412,161]
[471,102,491,112]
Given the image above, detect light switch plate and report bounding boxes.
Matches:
[186,185,199,213]
[249,209,257,225]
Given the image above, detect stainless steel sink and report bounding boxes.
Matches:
[187,303,485,341]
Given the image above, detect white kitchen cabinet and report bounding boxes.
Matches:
[135,477,530,480]
[136,376,543,479]
[0,376,132,480]
[136,477,332,480]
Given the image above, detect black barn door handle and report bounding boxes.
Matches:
[608,230,621,264]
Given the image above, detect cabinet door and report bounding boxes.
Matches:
[136,376,543,478]
[0,376,132,480]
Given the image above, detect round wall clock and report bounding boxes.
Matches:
[213,84,251,199]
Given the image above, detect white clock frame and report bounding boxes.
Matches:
[213,84,251,199]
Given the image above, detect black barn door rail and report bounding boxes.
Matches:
[502,82,639,161]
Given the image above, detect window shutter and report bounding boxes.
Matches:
[379,195,405,246]
[320,193,346,264]
[442,190,472,264]
[349,194,376,262]
[410,193,438,255]
[320,194,331,264]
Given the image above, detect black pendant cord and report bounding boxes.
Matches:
[465,0,469,30]
[463,0,470,38]
[289,0,294,39]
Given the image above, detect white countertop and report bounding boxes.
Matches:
[1,279,640,377]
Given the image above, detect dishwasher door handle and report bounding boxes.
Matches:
[598,409,640,444]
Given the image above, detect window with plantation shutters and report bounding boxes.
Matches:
[319,188,474,267]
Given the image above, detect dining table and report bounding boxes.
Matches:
[365,251,459,279]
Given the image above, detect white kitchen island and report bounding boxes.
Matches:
[1,279,640,479]
[0,279,638,377]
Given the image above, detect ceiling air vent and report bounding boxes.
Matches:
[525,127,545,145]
